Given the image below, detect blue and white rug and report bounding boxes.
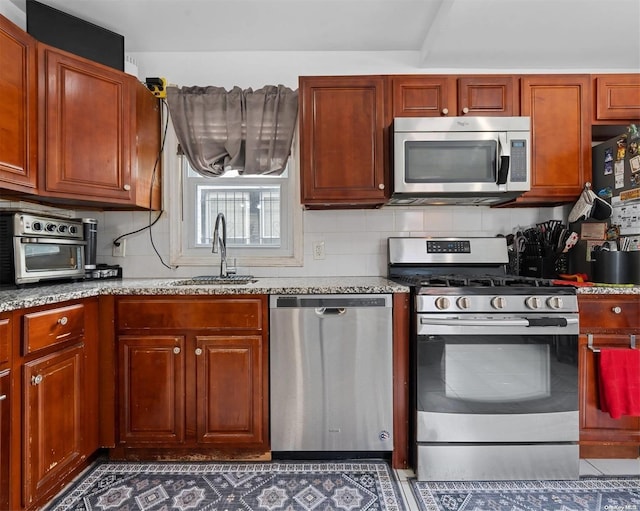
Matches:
[47,460,406,511]
[410,478,640,511]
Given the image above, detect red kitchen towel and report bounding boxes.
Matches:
[598,348,640,419]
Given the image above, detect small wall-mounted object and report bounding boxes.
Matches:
[145,77,167,98]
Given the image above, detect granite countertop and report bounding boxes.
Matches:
[0,277,411,313]
[1,277,638,313]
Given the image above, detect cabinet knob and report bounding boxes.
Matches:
[195,347,203,356]
[31,375,43,385]
[462,107,469,114]
[441,108,449,115]
[612,306,622,314]
[123,184,131,191]
[378,183,385,190]
[173,347,181,354]
[0,394,6,401]
[57,316,68,326]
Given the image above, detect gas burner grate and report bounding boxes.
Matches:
[393,273,554,288]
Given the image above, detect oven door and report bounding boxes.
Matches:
[416,313,579,444]
[14,237,86,284]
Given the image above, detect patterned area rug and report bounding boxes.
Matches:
[47,460,406,511]
[410,478,640,511]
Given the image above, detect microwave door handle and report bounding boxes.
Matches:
[496,133,509,185]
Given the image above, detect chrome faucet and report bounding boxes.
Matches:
[212,212,234,277]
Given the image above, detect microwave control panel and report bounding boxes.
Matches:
[510,140,528,183]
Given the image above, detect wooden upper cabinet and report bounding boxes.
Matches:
[391,75,455,117]
[514,75,591,205]
[457,76,519,116]
[38,43,134,204]
[391,75,518,117]
[592,74,640,123]
[299,75,388,207]
[0,15,38,192]
[134,81,162,210]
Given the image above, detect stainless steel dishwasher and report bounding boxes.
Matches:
[270,294,393,452]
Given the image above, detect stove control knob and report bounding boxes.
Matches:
[546,296,564,310]
[525,296,542,310]
[434,297,451,310]
[45,223,57,232]
[491,296,506,309]
[456,297,471,309]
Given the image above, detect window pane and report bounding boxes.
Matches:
[196,185,281,248]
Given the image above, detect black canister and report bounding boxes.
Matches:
[592,251,639,284]
[80,218,98,269]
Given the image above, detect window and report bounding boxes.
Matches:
[168,128,302,267]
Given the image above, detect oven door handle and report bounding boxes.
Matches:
[20,237,86,245]
[419,317,579,328]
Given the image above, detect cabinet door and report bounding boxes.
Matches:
[457,76,519,116]
[0,15,37,192]
[118,336,185,444]
[593,74,640,122]
[518,75,591,204]
[39,44,134,203]
[391,75,455,117]
[0,370,9,511]
[195,335,267,447]
[579,334,640,452]
[23,344,84,507]
[299,75,388,207]
[134,82,162,210]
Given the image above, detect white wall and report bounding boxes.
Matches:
[0,5,571,278]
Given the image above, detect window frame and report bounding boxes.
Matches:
[167,124,303,268]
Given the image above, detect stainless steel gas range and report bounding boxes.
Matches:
[388,237,580,481]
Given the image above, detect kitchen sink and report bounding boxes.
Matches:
[171,275,258,286]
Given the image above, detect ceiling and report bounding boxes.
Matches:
[8,0,640,70]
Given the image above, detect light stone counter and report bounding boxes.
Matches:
[575,285,640,295]
[0,277,410,313]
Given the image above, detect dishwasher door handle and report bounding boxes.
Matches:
[315,307,346,316]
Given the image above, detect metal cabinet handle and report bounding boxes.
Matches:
[378,183,385,190]
[123,184,131,191]
[612,306,622,314]
[441,108,449,115]
[0,395,6,401]
[195,348,203,356]
[173,347,181,354]
[462,107,469,114]
[31,375,43,385]
[58,316,68,326]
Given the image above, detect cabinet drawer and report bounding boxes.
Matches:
[117,297,265,331]
[578,296,640,332]
[23,304,85,354]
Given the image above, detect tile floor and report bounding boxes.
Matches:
[394,458,640,511]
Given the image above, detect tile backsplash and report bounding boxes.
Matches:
[71,204,569,279]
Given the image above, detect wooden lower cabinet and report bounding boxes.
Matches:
[118,335,186,444]
[0,370,10,511]
[114,296,269,458]
[196,335,266,445]
[23,344,84,507]
[578,294,640,458]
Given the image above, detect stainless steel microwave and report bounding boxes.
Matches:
[389,116,531,206]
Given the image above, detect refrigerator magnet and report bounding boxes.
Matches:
[616,137,627,160]
[630,155,640,173]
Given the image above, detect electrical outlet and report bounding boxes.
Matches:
[112,239,126,257]
[312,240,325,260]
